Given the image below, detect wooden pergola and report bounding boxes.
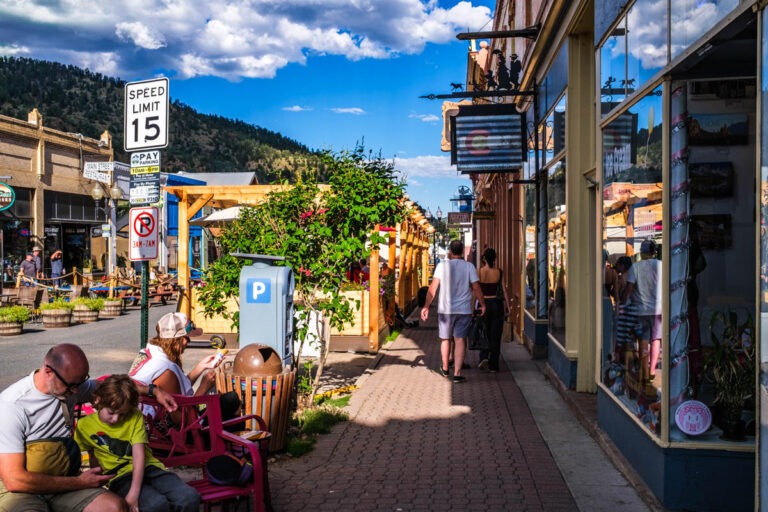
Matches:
[165,185,299,317]
[164,184,434,352]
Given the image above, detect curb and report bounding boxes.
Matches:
[542,363,667,512]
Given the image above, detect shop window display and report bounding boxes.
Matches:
[601,83,663,437]
[547,159,566,346]
[524,184,536,315]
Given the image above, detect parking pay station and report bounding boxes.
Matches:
[236,253,294,368]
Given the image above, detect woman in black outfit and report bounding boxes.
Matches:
[477,248,510,372]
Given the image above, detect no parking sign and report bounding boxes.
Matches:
[129,207,158,261]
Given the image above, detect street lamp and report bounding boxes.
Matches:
[90,181,122,276]
[433,233,443,264]
[436,206,443,234]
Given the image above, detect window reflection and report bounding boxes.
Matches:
[600,0,669,116]
[602,84,664,437]
[524,184,536,315]
[671,0,740,59]
[548,159,566,346]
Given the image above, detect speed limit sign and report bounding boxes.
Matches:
[124,78,169,152]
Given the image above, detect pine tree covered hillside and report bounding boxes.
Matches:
[0,57,326,182]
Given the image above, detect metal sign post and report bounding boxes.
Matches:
[125,77,169,348]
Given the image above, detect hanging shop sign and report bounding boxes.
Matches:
[473,211,496,220]
[0,182,15,212]
[447,211,471,227]
[451,104,526,173]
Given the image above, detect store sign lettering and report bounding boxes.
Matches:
[0,182,15,212]
[603,143,632,180]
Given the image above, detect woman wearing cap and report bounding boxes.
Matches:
[129,312,220,397]
[129,312,241,427]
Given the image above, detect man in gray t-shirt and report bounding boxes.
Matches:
[421,240,486,383]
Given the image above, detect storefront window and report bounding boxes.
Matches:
[760,10,768,504]
[670,0,739,60]
[601,83,663,437]
[669,75,755,446]
[1,220,32,281]
[524,184,536,316]
[600,0,667,116]
[547,159,566,345]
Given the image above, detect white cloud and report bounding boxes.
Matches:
[115,22,166,50]
[409,113,440,123]
[331,107,366,115]
[283,105,312,112]
[0,44,29,56]
[0,0,492,80]
[395,154,463,179]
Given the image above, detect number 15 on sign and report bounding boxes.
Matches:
[129,207,158,261]
[125,78,169,152]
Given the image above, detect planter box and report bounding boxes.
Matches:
[0,321,22,336]
[330,289,380,336]
[42,309,71,328]
[72,305,99,324]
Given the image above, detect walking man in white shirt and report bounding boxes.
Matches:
[421,240,486,383]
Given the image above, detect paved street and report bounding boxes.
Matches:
[0,304,201,388]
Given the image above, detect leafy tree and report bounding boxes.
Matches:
[197,145,406,399]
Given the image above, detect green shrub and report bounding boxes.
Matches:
[40,298,75,311]
[0,305,31,323]
[73,297,104,311]
[286,436,316,457]
[296,405,349,435]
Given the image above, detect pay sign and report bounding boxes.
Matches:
[129,207,158,261]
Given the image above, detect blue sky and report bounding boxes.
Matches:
[0,0,496,218]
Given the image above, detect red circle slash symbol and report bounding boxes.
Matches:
[134,213,154,238]
[465,129,491,155]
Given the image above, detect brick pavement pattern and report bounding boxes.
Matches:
[269,310,577,511]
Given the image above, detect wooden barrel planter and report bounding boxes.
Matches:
[0,321,22,336]
[72,305,99,324]
[100,300,122,318]
[42,309,71,328]
[215,368,296,453]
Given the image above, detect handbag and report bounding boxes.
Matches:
[467,315,490,351]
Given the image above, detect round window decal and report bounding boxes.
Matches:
[0,182,15,212]
[674,400,712,436]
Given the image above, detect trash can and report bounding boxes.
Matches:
[216,344,296,453]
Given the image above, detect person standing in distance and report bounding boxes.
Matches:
[421,239,486,383]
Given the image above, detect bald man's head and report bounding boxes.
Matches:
[44,343,89,380]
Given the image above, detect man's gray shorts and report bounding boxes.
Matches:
[438,313,472,340]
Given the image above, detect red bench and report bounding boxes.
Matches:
[139,394,271,512]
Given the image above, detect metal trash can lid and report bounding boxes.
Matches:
[233,344,283,376]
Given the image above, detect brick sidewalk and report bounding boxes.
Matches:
[269,312,577,511]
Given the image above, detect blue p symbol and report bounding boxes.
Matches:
[246,278,271,303]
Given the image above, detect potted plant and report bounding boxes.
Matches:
[72,297,104,323]
[0,305,31,335]
[101,296,123,317]
[40,298,74,328]
[703,310,755,440]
